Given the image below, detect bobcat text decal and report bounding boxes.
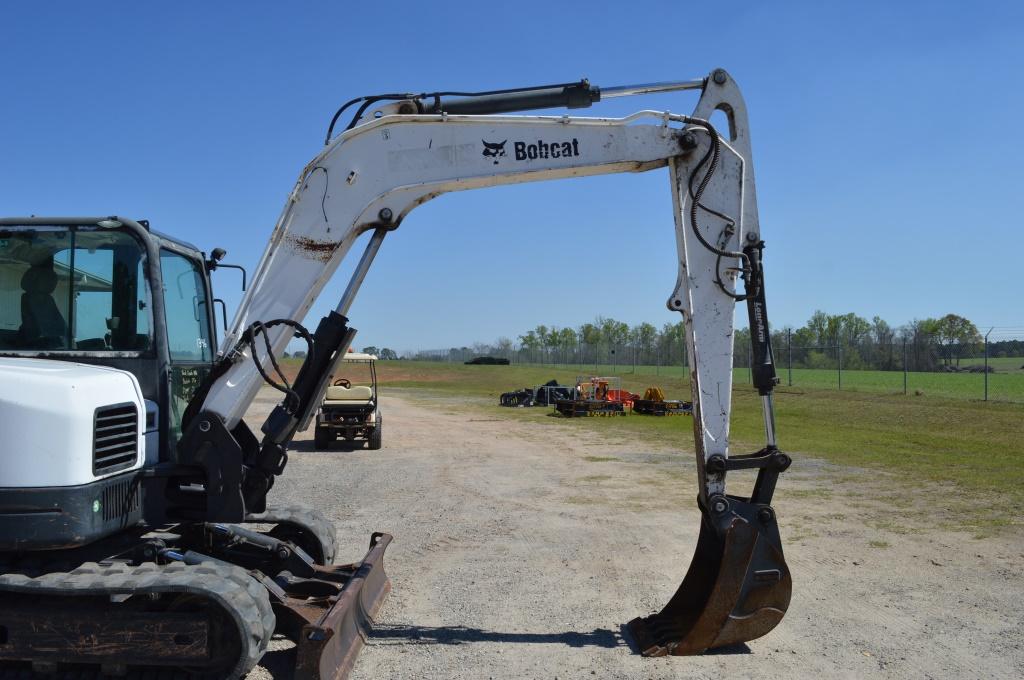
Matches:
[514,139,580,161]
[481,138,581,164]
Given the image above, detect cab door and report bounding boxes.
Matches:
[159,248,215,447]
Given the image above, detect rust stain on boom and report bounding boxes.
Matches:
[289,235,342,263]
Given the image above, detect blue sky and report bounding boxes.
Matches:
[1,1,1021,351]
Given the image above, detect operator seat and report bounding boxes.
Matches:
[19,265,67,348]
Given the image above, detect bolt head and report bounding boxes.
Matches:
[707,455,727,473]
[679,131,699,152]
[712,69,728,85]
[758,508,775,524]
[198,420,211,433]
[745,232,759,243]
[378,207,394,222]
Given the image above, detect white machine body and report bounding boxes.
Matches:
[0,358,145,488]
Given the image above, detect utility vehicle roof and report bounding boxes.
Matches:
[342,353,377,362]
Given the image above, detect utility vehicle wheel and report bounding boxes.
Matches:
[368,416,382,450]
[314,425,330,450]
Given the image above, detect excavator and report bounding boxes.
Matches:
[0,68,791,678]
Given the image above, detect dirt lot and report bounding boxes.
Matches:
[247,389,1023,679]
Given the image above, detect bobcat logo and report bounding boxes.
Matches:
[481,139,507,164]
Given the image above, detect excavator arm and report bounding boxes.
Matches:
[181,68,791,658]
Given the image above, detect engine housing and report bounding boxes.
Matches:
[0,357,146,550]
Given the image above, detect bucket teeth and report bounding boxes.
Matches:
[627,498,791,655]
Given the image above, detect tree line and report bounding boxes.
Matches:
[760,311,1001,371]
[286,346,399,360]
[405,317,689,367]
[359,346,399,360]
[405,311,1021,372]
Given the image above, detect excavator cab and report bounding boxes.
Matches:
[0,218,218,470]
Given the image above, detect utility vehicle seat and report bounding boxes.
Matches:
[325,385,373,402]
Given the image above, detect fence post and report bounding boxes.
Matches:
[787,329,793,387]
[837,344,842,390]
[984,328,992,401]
[902,339,908,395]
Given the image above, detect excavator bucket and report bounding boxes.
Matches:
[628,496,791,655]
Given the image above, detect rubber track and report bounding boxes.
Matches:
[219,566,277,647]
[0,561,272,679]
[245,503,337,564]
[0,668,193,679]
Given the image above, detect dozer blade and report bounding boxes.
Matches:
[294,532,392,680]
[627,497,791,656]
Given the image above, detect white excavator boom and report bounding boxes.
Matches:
[197,69,792,655]
[208,75,754,495]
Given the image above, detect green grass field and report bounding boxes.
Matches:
[473,360,1024,402]
[352,360,1023,533]
[979,355,1024,372]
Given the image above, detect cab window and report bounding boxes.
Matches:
[160,249,213,363]
[0,227,151,351]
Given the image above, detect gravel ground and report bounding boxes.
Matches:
[246,389,1023,679]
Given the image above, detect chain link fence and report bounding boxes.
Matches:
[742,332,1024,403]
[405,327,1024,403]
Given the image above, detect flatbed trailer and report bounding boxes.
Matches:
[632,399,693,415]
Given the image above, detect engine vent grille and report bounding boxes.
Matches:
[93,403,139,475]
